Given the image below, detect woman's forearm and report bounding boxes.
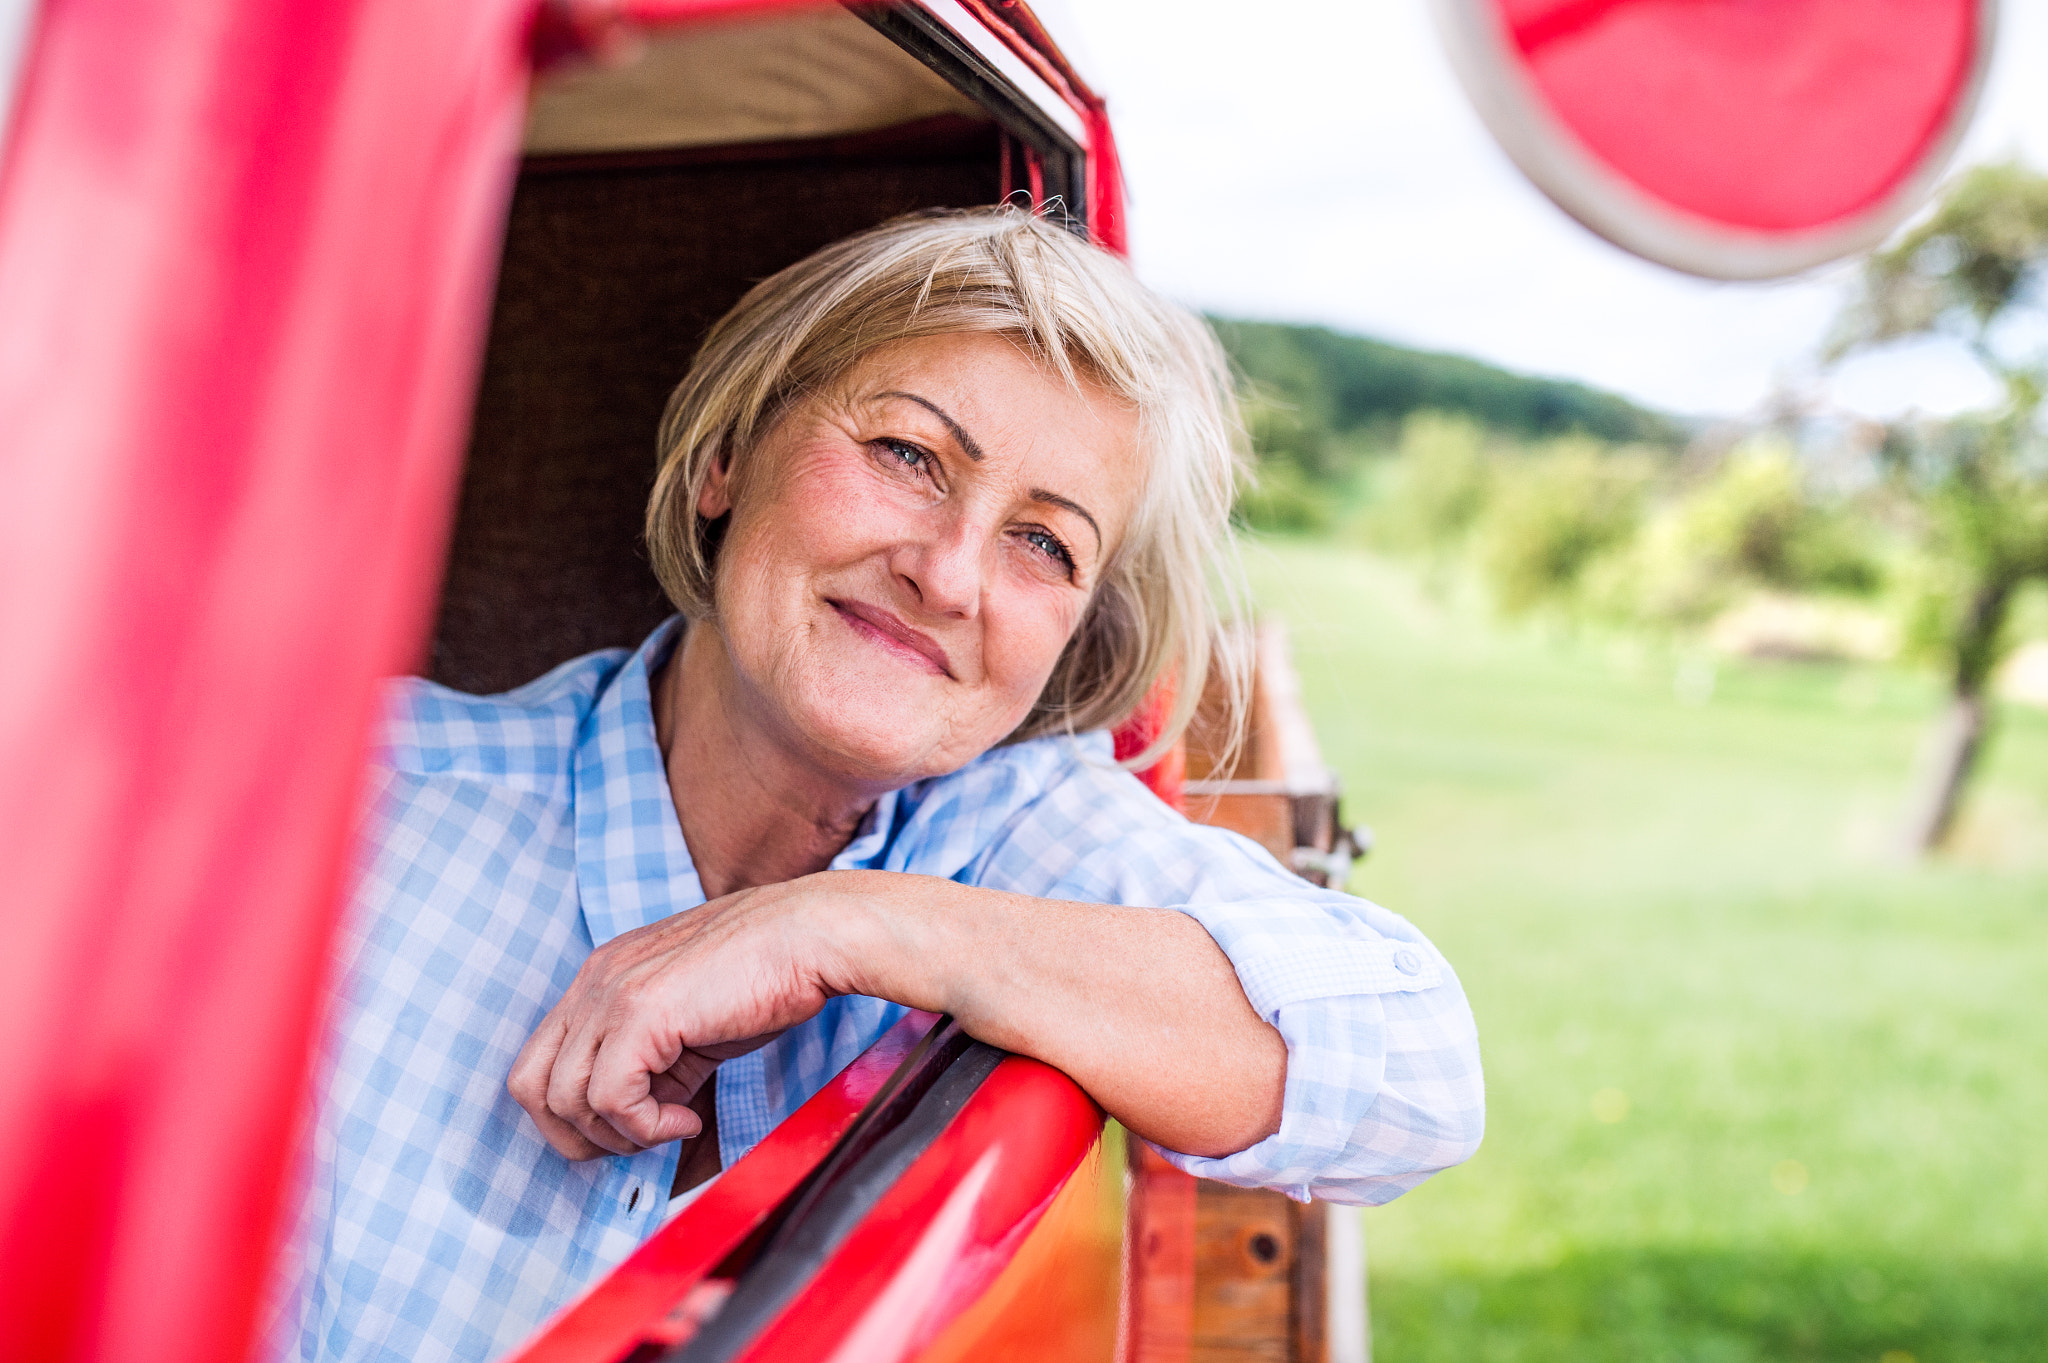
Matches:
[811,870,1286,1159]
[508,868,1288,1162]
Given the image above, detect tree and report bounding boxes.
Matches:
[1211,318,1682,448]
[1371,412,1493,556]
[1827,162,2048,854]
[1478,437,1651,617]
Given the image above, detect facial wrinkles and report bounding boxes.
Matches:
[710,336,1139,787]
[761,439,997,758]
[849,384,1105,578]
[828,399,1081,641]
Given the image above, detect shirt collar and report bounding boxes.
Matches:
[571,617,904,947]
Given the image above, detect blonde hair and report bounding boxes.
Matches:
[645,206,1248,766]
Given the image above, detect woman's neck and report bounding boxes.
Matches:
[653,621,881,901]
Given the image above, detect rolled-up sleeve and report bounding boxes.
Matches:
[968,755,1484,1206]
[1166,887,1483,1204]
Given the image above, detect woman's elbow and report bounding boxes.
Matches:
[1356,1047,1487,1189]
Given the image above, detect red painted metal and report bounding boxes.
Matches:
[1440,0,1993,276]
[906,1127,1124,1363]
[0,0,1133,1357]
[534,0,821,71]
[0,0,540,1358]
[1501,0,1978,232]
[731,1055,1106,1363]
[507,1011,944,1363]
[1083,103,1128,257]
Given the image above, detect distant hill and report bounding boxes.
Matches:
[1210,317,1683,449]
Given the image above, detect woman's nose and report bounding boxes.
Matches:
[892,511,986,619]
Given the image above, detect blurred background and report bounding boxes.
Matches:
[1064,2,2048,1361]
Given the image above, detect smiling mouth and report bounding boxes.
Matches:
[828,599,954,678]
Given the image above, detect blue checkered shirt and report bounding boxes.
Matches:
[269,617,1482,1363]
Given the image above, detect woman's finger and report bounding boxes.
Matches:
[508,1013,589,1154]
[507,1010,565,1113]
[696,1030,787,1063]
[663,1048,722,1101]
[547,1012,649,1157]
[649,1069,695,1107]
[589,1022,702,1148]
[530,1101,615,1161]
[510,1015,616,1161]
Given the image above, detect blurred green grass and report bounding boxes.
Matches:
[1243,540,2048,1363]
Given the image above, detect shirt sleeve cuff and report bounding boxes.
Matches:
[1171,895,1446,1019]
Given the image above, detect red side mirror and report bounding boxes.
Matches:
[1434,0,1998,278]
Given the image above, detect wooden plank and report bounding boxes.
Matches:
[1291,1199,1328,1363]
[1124,1143,1198,1363]
[1189,1184,1295,1363]
[1181,790,1295,864]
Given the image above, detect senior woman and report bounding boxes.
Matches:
[273,208,1482,1363]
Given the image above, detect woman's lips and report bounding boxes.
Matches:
[828,599,953,678]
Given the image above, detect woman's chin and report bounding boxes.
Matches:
[788,688,989,785]
[810,733,948,785]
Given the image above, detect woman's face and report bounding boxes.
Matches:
[701,332,1143,786]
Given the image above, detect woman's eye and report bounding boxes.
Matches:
[1024,528,1075,573]
[874,437,930,471]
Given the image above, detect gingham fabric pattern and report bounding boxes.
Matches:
[268,617,1483,1363]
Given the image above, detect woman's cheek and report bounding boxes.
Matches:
[784,453,917,557]
[724,456,894,608]
[987,589,1088,709]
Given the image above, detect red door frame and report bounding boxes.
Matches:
[0,0,533,1357]
[0,2,1126,1360]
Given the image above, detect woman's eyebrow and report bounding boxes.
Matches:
[873,388,1100,553]
[1031,489,1102,552]
[874,391,985,462]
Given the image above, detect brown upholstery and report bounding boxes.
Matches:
[429,120,1001,694]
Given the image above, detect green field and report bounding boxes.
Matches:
[1245,540,2048,1363]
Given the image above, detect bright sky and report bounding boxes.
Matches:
[1054,0,2048,422]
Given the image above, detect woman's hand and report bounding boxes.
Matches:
[510,869,1286,1164]
[507,883,832,1160]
